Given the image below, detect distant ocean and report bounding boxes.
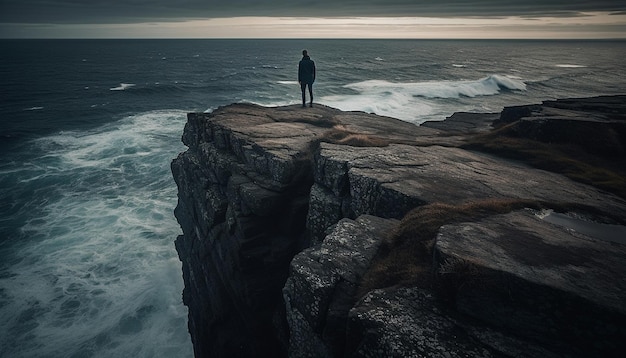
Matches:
[1,39,625,357]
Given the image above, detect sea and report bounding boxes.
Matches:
[1,39,625,358]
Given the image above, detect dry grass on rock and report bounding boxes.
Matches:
[316,126,390,148]
[358,198,546,298]
[358,196,623,300]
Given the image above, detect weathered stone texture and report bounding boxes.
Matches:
[284,216,398,357]
[434,210,626,356]
[173,98,626,358]
[308,141,626,242]
[172,103,437,357]
[173,105,322,357]
[494,95,626,156]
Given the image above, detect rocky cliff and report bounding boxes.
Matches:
[172,96,626,357]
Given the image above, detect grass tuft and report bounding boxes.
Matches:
[358,198,546,298]
[317,126,390,147]
[358,196,623,299]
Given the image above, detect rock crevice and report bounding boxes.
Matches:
[173,98,626,357]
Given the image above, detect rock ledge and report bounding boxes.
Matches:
[172,97,626,357]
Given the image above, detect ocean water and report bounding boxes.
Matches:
[1,39,625,357]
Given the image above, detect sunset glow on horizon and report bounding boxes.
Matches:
[3,13,626,39]
[2,0,625,39]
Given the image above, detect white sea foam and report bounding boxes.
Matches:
[277,80,299,85]
[345,75,526,99]
[110,83,136,91]
[321,75,526,124]
[0,110,192,358]
[24,106,44,111]
[555,64,587,68]
[322,91,435,124]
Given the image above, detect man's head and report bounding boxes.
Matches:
[302,50,308,57]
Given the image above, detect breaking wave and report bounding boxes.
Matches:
[321,75,526,124]
[345,75,526,99]
[110,83,136,91]
[0,110,192,358]
[555,64,587,68]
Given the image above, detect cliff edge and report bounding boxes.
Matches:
[172,96,626,357]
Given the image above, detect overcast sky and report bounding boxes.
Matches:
[1,0,626,38]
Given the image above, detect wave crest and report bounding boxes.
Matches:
[110,83,136,91]
[344,75,526,99]
[321,75,526,124]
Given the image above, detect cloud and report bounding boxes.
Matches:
[3,13,624,39]
[2,1,625,39]
[1,0,626,24]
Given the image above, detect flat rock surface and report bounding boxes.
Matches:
[436,210,626,314]
[421,111,499,134]
[200,103,626,221]
[202,103,441,148]
[316,142,626,219]
[188,103,476,157]
[434,210,626,356]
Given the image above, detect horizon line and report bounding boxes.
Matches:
[3,37,626,40]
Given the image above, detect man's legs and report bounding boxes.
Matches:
[301,82,314,107]
[307,83,313,107]
[300,82,307,107]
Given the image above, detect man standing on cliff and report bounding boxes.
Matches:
[298,50,316,108]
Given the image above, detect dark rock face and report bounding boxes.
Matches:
[172,104,436,357]
[421,111,499,134]
[283,215,398,357]
[172,106,318,357]
[494,95,626,157]
[172,98,626,357]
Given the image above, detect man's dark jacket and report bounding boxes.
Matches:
[298,56,316,84]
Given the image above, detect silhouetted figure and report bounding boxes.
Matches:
[298,50,316,107]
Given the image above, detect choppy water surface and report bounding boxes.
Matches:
[1,39,625,357]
